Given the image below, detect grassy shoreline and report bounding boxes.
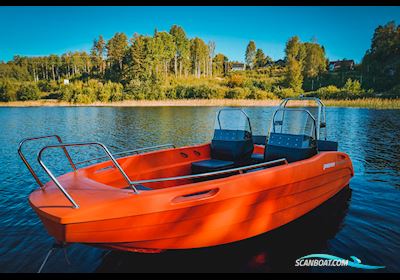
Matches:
[1,98,400,109]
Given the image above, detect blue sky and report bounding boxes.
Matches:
[0,6,399,63]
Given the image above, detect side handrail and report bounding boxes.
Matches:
[129,158,288,185]
[74,143,176,166]
[18,135,76,189]
[37,142,140,209]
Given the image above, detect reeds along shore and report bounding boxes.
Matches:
[1,98,400,109]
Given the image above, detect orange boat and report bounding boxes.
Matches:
[19,97,353,255]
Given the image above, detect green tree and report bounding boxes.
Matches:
[0,61,31,81]
[254,48,267,68]
[361,21,400,91]
[213,53,228,76]
[61,53,73,78]
[303,42,327,90]
[106,32,128,81]
[190,37,209,78]
[286,36,306,68]
[90,35,106,77]
[245,41,256,69]
[286,57,303,92]
[343,78,362,93]
[16,83,40,101]
[123,34,147,82]
[12,56,32,80]
[285,36,304,92]
[0,79,19,101]
[48,54,61,81]
[155,31,176,77]
[80,52,91,75]
[145,35,163,78]
[170,25,191,77]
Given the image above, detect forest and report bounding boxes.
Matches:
[0,21,399,103]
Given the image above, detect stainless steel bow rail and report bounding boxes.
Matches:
[38,142,138,208]
[19,135,288,209]
[18,134,176,208]
[18,135,77,189]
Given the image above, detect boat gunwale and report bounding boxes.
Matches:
[29,149,353,225]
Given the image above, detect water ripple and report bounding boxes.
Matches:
[0,106,399,272]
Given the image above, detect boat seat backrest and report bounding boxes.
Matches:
[213,129,250,141]
[268,132,313,149]
[265,132,317,163]
[211,129,254,162]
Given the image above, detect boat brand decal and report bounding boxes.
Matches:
[323,162,336,170]
[295,254,385,270]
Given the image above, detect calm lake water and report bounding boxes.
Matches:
[0,106,399,272]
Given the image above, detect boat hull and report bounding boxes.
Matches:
[29,144,353,251]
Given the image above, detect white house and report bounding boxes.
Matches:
[230,62,246,71]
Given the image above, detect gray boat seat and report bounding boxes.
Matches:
[191,159,235,173]
[191,129,254,174]
[264,132,317,163]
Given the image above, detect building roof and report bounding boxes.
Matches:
[274,59,286,65]
[329,60,354,66]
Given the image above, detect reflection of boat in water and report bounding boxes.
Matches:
[94,186,352,272]
[245,185,352,273]
[19,97,353,253]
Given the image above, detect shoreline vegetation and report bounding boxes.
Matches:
[2,98,399,109]
[1,22,399,109]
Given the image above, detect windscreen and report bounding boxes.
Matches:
[272,109,316,138]
[214,109,251,132]
[281,99,326,137]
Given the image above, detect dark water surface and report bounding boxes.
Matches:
[0,106,399,272]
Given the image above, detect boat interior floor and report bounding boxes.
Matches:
[125,152,278,192]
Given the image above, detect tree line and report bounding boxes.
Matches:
[361,20,400,93]
[282,20,400,96]
[2,25,226,84]
[1,21,399,102]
